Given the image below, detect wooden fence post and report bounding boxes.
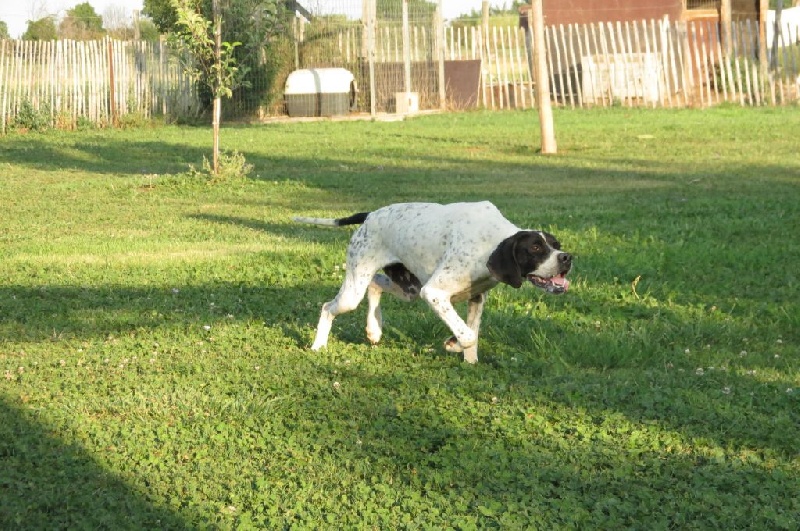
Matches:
[436,1,446,110]
[108,38,117,126]
[531,1,556,154]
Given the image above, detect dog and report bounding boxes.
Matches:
[293,201,572,363]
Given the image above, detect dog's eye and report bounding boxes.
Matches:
[530,245,542,252]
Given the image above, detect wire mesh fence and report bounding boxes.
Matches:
[264,0,445,116]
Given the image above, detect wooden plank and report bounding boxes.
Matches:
[0,40,7,133]
[568,24,583,108]
[732,21,746,105]
[712,21,729,103]
[698,22,714,105]
[690,22,705,106]
[498,26,510,108]
[590,22,607,106]
[545,25,558,106]
[559,24,575,108]
[742,20,755,105]
[575,23,591,108]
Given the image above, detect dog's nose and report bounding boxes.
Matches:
[559,253,572,265]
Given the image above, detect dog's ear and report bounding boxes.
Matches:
[487,233,524,288]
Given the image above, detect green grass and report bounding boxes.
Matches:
[1,107,798,529]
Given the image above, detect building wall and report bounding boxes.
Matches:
[541,0,684,26]
[534,1,759,27]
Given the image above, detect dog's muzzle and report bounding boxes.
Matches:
[528,252,572,294]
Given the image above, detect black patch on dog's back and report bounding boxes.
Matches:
[383,263,422,298]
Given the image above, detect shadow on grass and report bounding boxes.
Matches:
[0,397,191,529]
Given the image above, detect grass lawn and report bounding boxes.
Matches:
[1,106,798,528]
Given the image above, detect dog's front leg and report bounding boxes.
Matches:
[444,293,486,363]
[420,285,477,361]
[462,293,486,363]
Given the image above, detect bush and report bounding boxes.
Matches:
[11,100,52,132]
[188,149,254,184]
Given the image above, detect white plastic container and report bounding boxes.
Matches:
[285,68,356,117]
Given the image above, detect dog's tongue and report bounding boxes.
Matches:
[552,274,570,292]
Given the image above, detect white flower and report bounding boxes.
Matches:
[695,368,705,376]
[333,381,341,390]
[203,325,211,331]
[722,387,731,395]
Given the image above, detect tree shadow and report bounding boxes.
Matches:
[0,396,192,529]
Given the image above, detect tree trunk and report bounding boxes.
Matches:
[212,0,222,175]
[213,97,220,174]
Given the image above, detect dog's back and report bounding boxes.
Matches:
[354,201,518,283]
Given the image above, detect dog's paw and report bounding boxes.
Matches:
[366,328,382,345]
[444,336,463,353]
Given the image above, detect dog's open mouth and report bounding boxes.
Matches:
[528,273,570,294]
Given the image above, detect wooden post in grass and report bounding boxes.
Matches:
[720,0,732,58]
[437,0,446,110]
[107,38,117,127]
[363,0,377,117]
[530,1,556,154]
[402,0,411,94]
[758,0,768,90]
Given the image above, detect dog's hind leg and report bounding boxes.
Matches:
[311,266,376,351]
[365,275,388,345]
[366,272,419,345]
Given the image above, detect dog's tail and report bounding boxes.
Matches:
[292,212,369,227]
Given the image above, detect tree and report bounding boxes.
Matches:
[143,0,180,33]
[169,0,249,174]
[149,0,287,117]
[22,17,58,40]
[60,2,106,40]
[0,21,10,39]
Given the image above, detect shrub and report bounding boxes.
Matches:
[11,100,52,132]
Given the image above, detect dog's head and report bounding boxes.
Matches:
[487,231,572,293]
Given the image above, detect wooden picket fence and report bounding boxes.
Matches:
[2,16,799,130]
[315,17,800,112]
[0,38,198,133]
[470,18,800,110]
